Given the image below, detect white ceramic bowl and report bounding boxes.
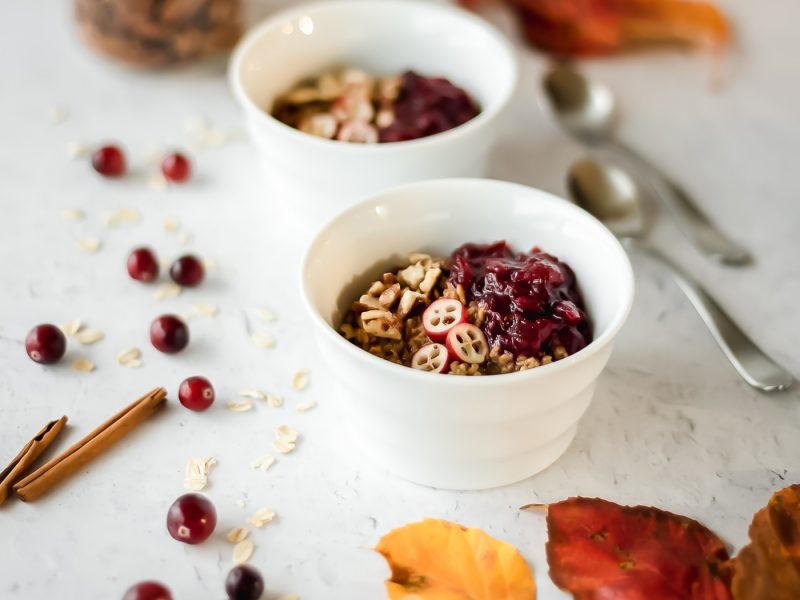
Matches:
[301,178,635,490]
[229,0,518,224]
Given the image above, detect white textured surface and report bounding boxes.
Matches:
[1,0,798,598]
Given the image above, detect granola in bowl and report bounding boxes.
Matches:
[339,242,592,375]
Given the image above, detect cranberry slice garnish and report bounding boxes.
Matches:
[167,493,217,544]
[25,324,67,364]
[169,255,204,287]
[446,323,489,365]
[422,298,468,343]
[178,376,215,411]
[92,144,126,177]
[161,152,191,183]
[411,343,450,374]
[225,565,265,600]
[122,581,173,600]
[150,315,189,354]
[127,247,159,283]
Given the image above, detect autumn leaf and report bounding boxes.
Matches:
[542,497,732,600]
[729,483,800,599]
[375,518,536,600]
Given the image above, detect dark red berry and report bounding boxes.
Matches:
[25,324,67,364]
[122,581,173,600]
[169,255,204,287]
[166,493,217,544]
[127,247,159,283]
[150,315,189,354]
[161,152,191,183]
[225,565,264,600]
[178,376,215,411]
[92,145,126,177]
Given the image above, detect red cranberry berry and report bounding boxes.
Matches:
[178,376,215,411]
[161,152,191,183]
[25,324,67,364]
[122,581,173,600]
[167,493,217,544]
[150,315,189,354]
[92,144,126,177]
[225,565,265,600]
[127,247,159,283]
[169,255,205,287]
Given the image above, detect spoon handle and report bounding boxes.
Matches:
[607,139,752,266]
[636,244,793,392]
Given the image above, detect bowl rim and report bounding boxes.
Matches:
[300,177,636,387]
[228,0,519,154]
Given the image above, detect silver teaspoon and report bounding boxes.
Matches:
[567,157,792,392]
[544,63,752,266]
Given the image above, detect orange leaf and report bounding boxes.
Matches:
[729,483,800,599]
[375,518,537,600]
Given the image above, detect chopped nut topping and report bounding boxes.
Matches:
[419,267,442,294]
[398,289,425,318]
[378,283,401,309]
[398,263,425,289]
[367,281,386,296]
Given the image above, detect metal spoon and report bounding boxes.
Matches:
[544,63,752,266]
[567,157,793,392]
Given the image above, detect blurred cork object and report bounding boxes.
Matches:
[74,0,241,68]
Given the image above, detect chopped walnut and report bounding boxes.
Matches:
[368,280,386,296]
[419,268,442,294]
[398,289,425,318]
[398,262,425,289]
[382,273,397,286]
[378,283,401,309]
[361,310,402,340]
[354,294,383,311]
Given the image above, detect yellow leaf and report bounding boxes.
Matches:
[375,518,536,600]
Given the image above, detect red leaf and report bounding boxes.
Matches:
[545,497,732,600]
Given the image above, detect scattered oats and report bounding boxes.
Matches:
[253,307,276,322]
[251,331,275,349]
[72,358,96,372]
[183,457,216,491]
[148,174,169,190]
[226,527,250,543]
[76,237,101,253]
[202,257,217,272]
[276,425,299,442]
[162,217,180,232]
[66,142,90,159]
[104,207,140,227]
[60,319,83,337]
[271,438,296,454]
[192,303,218,317]
[75,328,104,345]
[227,400,253,412]
[48,106,68,124]
[292,370,309,391]
[296,400,316,412]
[177,231,193,246]
[232,539,254,565]
[235,498,247,508]
[240,387,266,400]
[277,595,299,600]
[116,347,141,365]
[266,393,283,408]
[153,282,182,300]
[250,507,276,528]
[251,455,275,472]
[204,129,228,147]
[61,208,84,221]
[142,147,165,166]
[125,358,142,368]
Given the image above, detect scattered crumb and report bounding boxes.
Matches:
[116,347,141,366]
[177,231,193,246]
[75,328,104,345]
[61,208,85,221]
[76,237,101,253]
[296,400,316,412]
[104,207,140,227]
[292,370,309,391]
[183,457,216,491]
[251,455,275,472]
[232,539,254,565]
[72,358,96,372]
[192,303,218,317]
[162,217,180,232]
[266,393,283,408]
[48,106,68,124]
[227,400,253,412]
[226,527,250,543]
[60,319,83,337]
[251,331,275,349]
[66,142,90,159]
[249,507,276,528]
[153,282,182,300]
[276,425,299,442]
[240,387,266,400]
[272,438,296,454]
[148,174,168,190]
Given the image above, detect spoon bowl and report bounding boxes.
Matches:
[543,63,616,141]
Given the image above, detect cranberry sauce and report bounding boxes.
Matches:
[379,71,480,143]
[447,241,591,358]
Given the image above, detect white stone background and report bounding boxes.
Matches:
[0,0,798,598]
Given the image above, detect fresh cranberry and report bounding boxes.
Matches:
[122,581,173,600]
[150,315,189,354]
[447,242,591,357]
[225,565,265,600]
[161,152,191,183]
[92,144,126,177]
[166,493,217,544]
[25,324,67,364]
[178,376,215,411]
[169,255,204,287]
[127,247,159,283]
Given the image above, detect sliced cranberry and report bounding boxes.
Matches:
[225,565,265,600]
[122,581,173,600]
[446,323,489,365]
[178,376,215,411]
[25,324,67,364]
[92,144,126,177]
[169,255,204,287]
[150,315,189,354]
[166,493,217,544]
[422,298,468,343]
[161,152,191,183]
[127,247,159,283]
[411,343,450,374]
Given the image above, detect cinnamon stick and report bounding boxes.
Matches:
[13,387,167,502]
[0,416,68,505]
